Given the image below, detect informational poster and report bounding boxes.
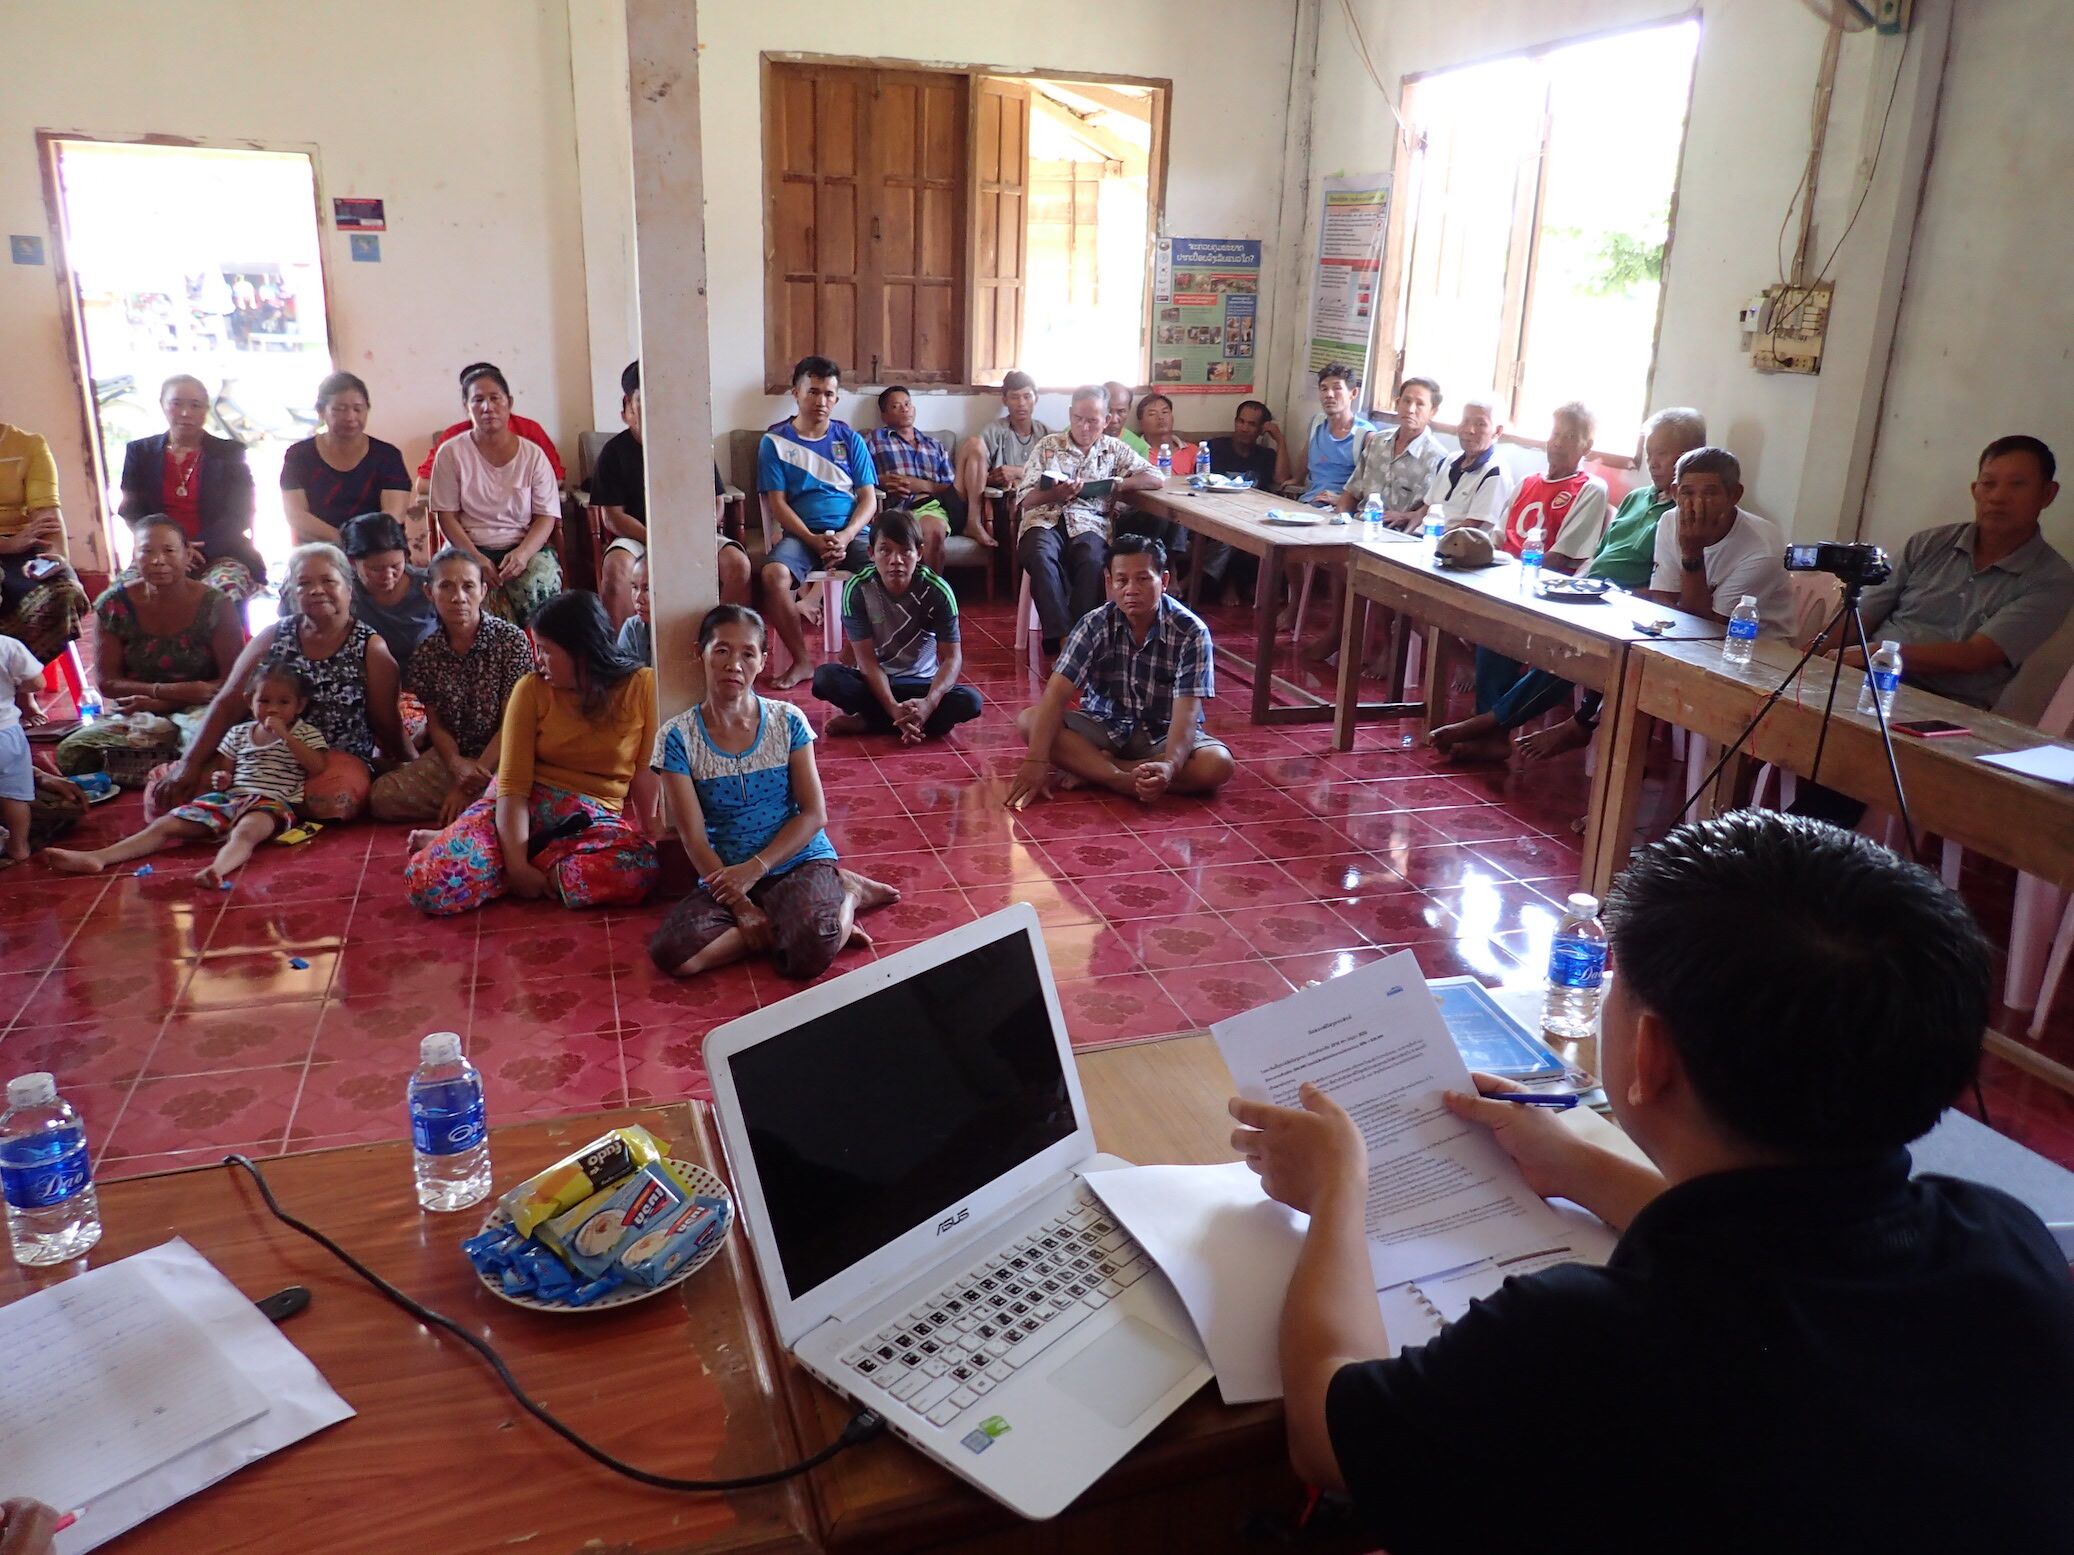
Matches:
[331,196,386,232]
[1307,174,1390,377]
[1151,237,1260,393]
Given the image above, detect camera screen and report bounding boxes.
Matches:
[1784,544,1822,570]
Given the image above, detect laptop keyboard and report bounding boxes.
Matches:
[838,1186,1156,1430]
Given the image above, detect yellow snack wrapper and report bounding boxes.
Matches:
[500,1125,668,1240]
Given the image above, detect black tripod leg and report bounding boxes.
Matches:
[1845,601,1919,856]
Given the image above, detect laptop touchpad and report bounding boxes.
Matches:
[1047,1318,1200,1428]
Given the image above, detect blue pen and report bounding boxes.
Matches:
[1481,1091,1581,1110]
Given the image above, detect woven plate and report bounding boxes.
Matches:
[473,1158,734,1313]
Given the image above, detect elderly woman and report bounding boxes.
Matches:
[370,548,535,824]
[649,605,895,982]
[279,372,412,546]
[55,515,242,782]
[427,365,562,624]
[406,590,657,915]
[0,418,90,665]
[116,375,266,603]
[153,542,403,822]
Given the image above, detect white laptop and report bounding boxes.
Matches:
[704,903,1212,1519]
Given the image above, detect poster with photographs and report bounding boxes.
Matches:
[1151,237,1260,392]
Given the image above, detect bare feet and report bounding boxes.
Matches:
[839,869,901,912]
[1298,634,1339,664]
[1438,734,1513,765]
[406,829,437,853]
[1517,717,1593,763]
[824,712,871,736]
[1449,665,1477,697]
[42,848,103,875]
[1428,714,1496,753]
[195,865,226,889]
[767,659,813,691]
[797,583,824,628]
[846,923,875,951]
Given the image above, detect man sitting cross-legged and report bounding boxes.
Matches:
[1006,534,1235,809]
[811,508,982,744]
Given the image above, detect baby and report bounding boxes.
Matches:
[0,635,47,867]
[46,664,327,887]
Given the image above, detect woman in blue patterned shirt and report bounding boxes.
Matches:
[647,605,897,980]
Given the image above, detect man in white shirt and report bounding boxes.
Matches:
[1645,446,1795,635]
[1416,391,1511,536]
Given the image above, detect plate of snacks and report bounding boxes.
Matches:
[463,1125,734,1312]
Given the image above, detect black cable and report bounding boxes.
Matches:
[223,1153,884,1491]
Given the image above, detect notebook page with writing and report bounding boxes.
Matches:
[0,1259,268,1512]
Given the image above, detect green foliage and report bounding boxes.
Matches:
[1545,206,1668,299]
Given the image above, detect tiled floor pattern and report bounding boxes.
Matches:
[5,595,2072,1180]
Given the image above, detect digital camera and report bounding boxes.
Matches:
[1783,541,1890,588]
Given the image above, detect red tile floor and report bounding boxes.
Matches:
[6,594,2073,1180]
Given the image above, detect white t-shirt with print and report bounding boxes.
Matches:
[0,636,41,732]
[1649,506,1796,635]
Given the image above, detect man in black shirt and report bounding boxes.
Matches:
[1198,399,1280,603]
[1231,811,2074,1554]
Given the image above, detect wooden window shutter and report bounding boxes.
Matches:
[765,63,868,390]
[869,72,966,385]
[967,77,1029,386]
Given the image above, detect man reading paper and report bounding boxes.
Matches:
[1231,812,2074,1554]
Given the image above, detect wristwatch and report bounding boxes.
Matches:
[1679,557,1706,573]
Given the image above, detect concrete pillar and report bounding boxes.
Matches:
[625,0,717,712]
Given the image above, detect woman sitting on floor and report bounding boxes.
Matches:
[115,375,267,604]
[370,548,534,824]
[405,590,659,915]
[426,365,563,623]
[0,417,90,665]
[649,604,896,982]
[55,515,243,782]
[152,542,404,823]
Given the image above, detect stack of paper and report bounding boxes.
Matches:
[1087,954,1615,1404]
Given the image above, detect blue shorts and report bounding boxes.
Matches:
[0,724,31,802]
[767,529,872,586]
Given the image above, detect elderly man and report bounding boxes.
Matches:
[1794,434,2074,827]
[1399,390,1511,536]
[1104,381,1150,455]
[1015,384,1163,655]
[1644,446,1794,632]
[867,385,986,574]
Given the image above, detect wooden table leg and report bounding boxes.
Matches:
[1333,584,1368,750]
[1251,543,1279,724]
[1421,625,1450,736]
[1583,651,1650,897]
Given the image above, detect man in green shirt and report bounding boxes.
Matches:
[1104,380,1150,456]
[1428,407,1708,762]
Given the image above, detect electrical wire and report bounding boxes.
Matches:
[1335,0,1415,153]
[224,1154,885,1491]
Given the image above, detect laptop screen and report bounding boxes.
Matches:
[729,927,1075,1300]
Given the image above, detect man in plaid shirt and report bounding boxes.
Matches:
[1007,533,1234,808]
[866,385,980,574]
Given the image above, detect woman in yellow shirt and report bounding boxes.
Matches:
[0,422,90,664]
[405,590,659,914]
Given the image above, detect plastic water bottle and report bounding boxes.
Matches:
[2,1073,103,1267]
[1722,594,1760,666]
[1157,443,1173,477]
[1423,505,1445,548]
[1858,640,1903,718]
[1361,491,1383,527]
[1541,895,1608,1041]
[1521,524,1546,590]
[78,683,103,723]
[409,1032,491,1212]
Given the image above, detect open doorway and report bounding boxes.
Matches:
[45,137,332,590]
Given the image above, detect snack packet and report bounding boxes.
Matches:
[538,1161,732,1288]
[499,1125,667,1240]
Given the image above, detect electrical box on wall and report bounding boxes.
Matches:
[1750,281,1833,375]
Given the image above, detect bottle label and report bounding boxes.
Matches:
[1727,618,1760,642]
[1871,669,1900,694]
[1546,937,1607,990]
[1,1137,91,1210]
[412,1097,487,1156]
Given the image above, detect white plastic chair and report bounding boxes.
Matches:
[759,494,845,663]
[1011,569,1044,675]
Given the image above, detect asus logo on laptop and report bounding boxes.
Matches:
[936,1207,970,1236]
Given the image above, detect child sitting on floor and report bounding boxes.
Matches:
[46,665,327,887]
[0,635,48,867]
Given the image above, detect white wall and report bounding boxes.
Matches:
[0,0,594,569]
[672,0,1306,439]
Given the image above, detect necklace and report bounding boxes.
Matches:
[171,446,201,499]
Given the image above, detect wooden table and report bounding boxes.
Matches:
[0,1109,813,1555]
[1125,481,1417,727]
[756,1033,1362,1555]
[1593,636,2074,895]
[1331,541,1721,893]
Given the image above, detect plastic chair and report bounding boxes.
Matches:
[1011,570,1043,675]
[37,643,88,715]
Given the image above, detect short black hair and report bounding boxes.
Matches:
[428,544,487,583]
[1979,434,2056,485]
[698,602,767,651]
[461,364,510,400]
[316,371,370,411]
[457,360,501,385]
[1400,375,1442,412]
[872,508,921,552]
[1606,811,1989,1157]
[338,511,410,559]
[621,359,640,398]
[1106,532,1167,573]
[1236,399,1271,424]
[250,662,314,704]
[792,355,841,388]
[1317,362,1361,392]
[877,384,912,413]
[1001,370,1036,395]
[1674,446,1741,488]
[1136,392,1174,423]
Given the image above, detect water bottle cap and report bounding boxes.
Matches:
[7,1072,57,1108]
[1881,640,1900,653]
[1737,594,1756,606]
[1565,892,1601,916]
[419,1032,464,1065]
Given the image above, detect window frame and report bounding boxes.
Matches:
[1365,13,1700,467]
[760,52,1172,396]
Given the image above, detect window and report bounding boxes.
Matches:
[1385,19,1699,452]
[763,59,1164,392]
